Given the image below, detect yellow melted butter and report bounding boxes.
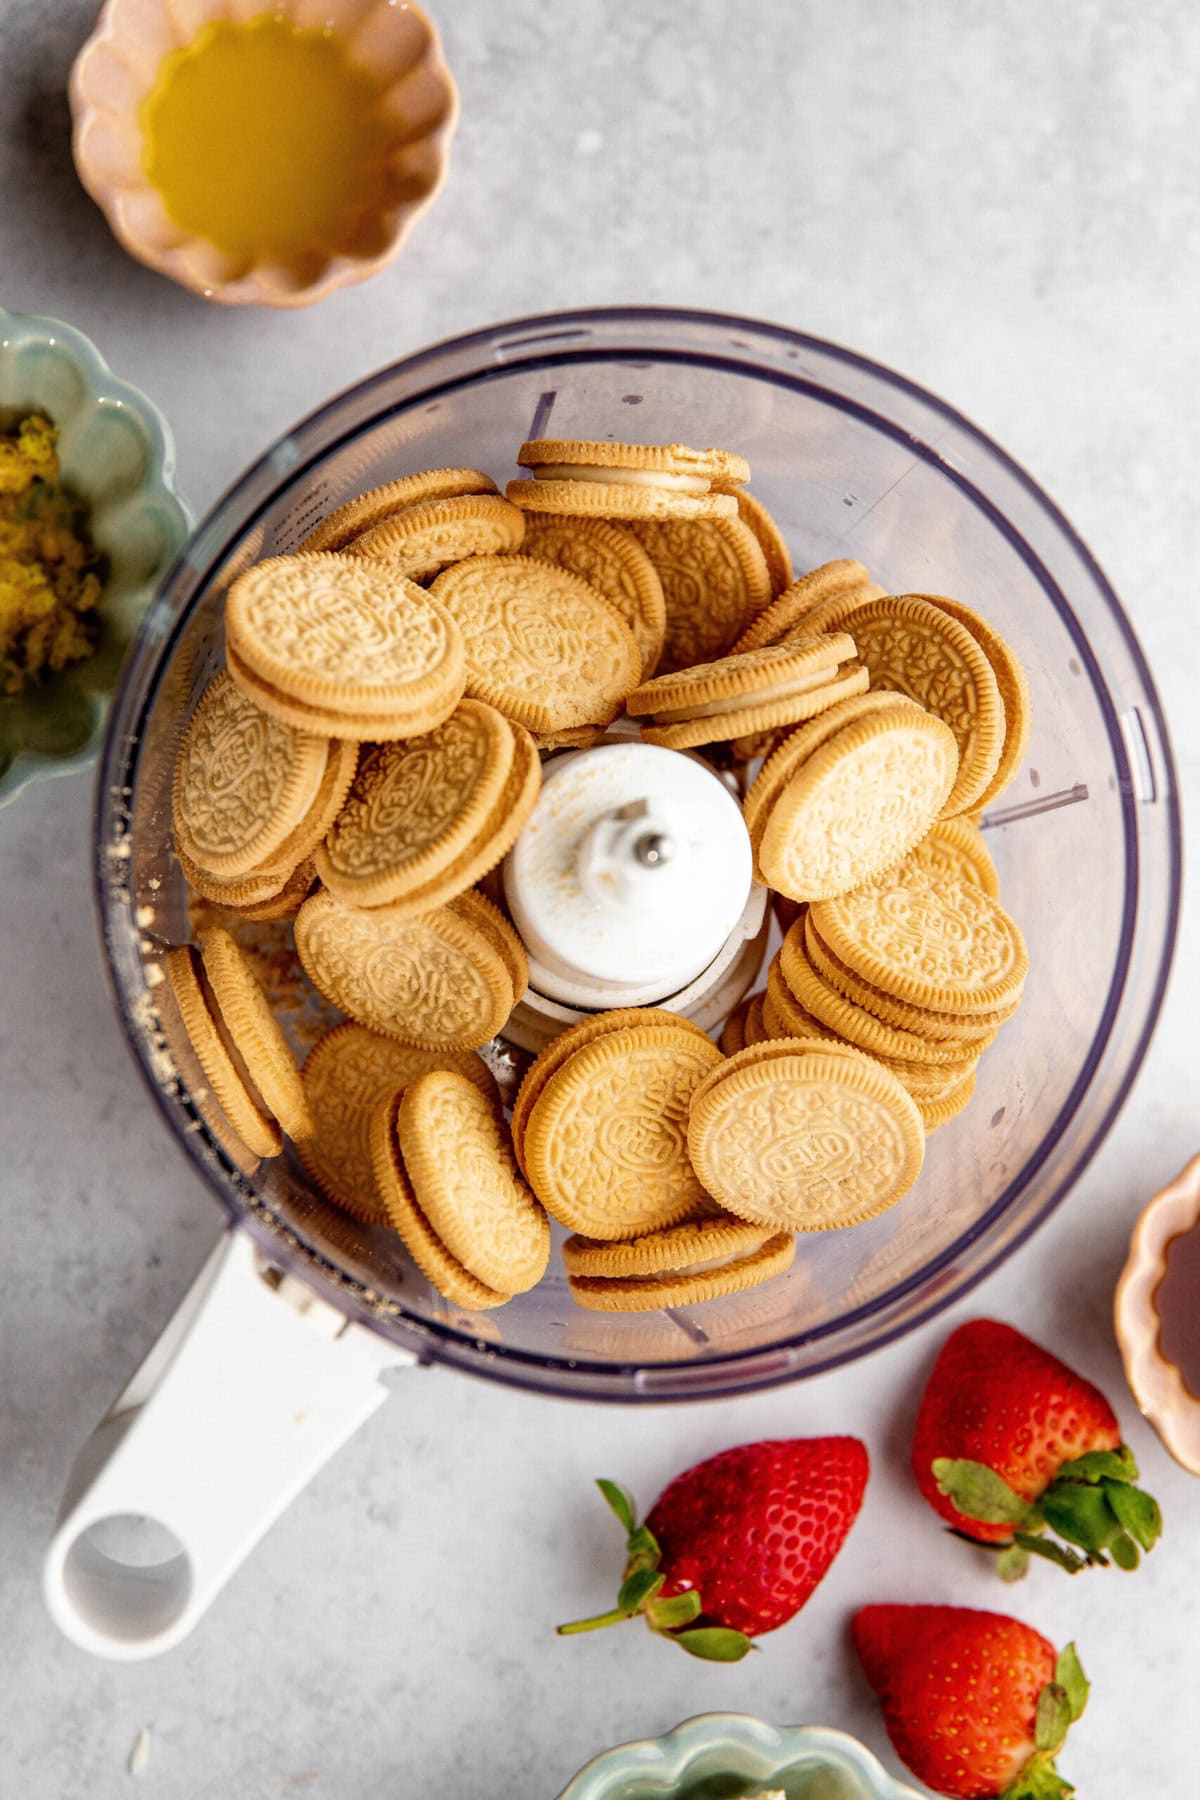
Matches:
[140,13,394,261]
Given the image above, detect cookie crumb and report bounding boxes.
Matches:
[127,1727,151,1775]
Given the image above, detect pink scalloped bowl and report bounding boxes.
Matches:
[69,0,457,308]
[1115,1152,1200,1476]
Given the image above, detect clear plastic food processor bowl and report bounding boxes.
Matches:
[50,309,1180,1657]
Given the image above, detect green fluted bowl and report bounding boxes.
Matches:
[0,305,190,806]
[553,1715,924,1800]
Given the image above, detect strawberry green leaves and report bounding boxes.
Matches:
[556,1479,753,1661]
[596,1479,637,1535]
[933,1460,1030,1526]
[1000,1646,1089,1800]
[932,1445,1161,1577]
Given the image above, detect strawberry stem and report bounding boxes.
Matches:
[557,1607,635,1636]
[559,1478,738,1657]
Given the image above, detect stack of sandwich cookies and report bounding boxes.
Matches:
[743,691,960,900]
[172,671,359,917]
[625,634,867,751]
[775,929,985,1131]
[563,1216,796,1313]
[297,467,500,554]
[225,554,467,741]
[773,841,1028,1128]
[295,887,524,1050]
[811,854,1028,1019]
[369,1070,550,1310]
[687,1039,926,1231]
[429,555,641,735]
[297,1022,498,1224]
[164,928,313,1164]
[506,438,749,522]
[516,512,667,680]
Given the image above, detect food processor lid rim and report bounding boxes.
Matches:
[92,306,1183,1395]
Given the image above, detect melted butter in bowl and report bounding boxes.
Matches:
[140,16,395,265]
[70,0,458,306]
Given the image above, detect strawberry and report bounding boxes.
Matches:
[557,1436,868,1660]
[912,1319,1162,1578]
[853,1603,1089,1800]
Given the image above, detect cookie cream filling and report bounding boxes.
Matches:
[531,463,712,493]
[598,1241,773,1283]
[652,663,842,723]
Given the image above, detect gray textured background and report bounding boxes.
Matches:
[1,2,1197,1795]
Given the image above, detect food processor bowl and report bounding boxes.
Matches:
[47,307,1180,1657]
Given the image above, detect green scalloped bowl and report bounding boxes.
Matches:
[553,1715,925,1800]
[0,305,190,806]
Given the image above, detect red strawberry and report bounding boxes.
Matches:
[853,1604,1089,1800]
[558,1437,868,1660]
[912,1319,1162,1577]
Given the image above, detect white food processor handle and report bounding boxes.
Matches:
[43,1227,415,1661]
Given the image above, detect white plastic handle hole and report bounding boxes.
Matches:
[61,1513,193,1643]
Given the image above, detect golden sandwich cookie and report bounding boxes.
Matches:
[343,718,540,922]
[298,1022,497,1224]
[172,670,328,879]
[225,553,466,736]
[754,703,959,901]
[446,888,529,1005]
[164,943,283,1162]
[628,635,867,751]
[369,1087,510,1310]
[687,1042,925,1233]
[429,554,641,734]
[517,511,667,679]
[314,700,514,908]
[294,888,518,1050]
[826,594,1006,817]
[195,927,313,1143]
[507,438,747,523]
[762,579,888,648]
[523,1022,723,1240]
[915,593,1031,808]
[626,515,772,673]
[712,482,794,602]
[298,468,499,554]
[346,494,527,581]
[509,1005,710,1175]
[732,558,876,653]
[396,1069,550,1296]
[563,1217,796,1313]
[742,690,914,861]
